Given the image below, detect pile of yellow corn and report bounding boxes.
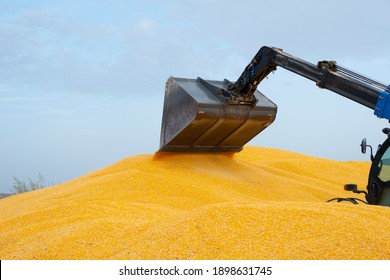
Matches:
[1,146,389,259]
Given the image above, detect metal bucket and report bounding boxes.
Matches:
[159,76,277,153]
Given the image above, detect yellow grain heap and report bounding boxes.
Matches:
[1,146,389,260]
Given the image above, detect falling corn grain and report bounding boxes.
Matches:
[1,146,389,260]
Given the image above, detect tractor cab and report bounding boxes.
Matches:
[363,128,390,206]
[329,128,390,207]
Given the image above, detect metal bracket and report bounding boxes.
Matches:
[374,85,390,120]
[197,77,257,106]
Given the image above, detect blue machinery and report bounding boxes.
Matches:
[159,46,390,206]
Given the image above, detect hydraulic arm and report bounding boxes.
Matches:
[159,46,390,153]
[226,46,390,120]
[159,45,390,206]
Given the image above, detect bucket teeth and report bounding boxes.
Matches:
[159,76,277,153]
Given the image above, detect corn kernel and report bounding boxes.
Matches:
[0,146,389,260]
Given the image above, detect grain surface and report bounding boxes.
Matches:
[1,146,389,260]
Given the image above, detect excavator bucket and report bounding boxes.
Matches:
[159,76,277,153]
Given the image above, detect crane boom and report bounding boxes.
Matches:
[226,46,390,119]
[159,46,390,153]
[159,45,390,206]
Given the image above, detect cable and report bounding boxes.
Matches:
[326,197,368,204]
[337,65,388,91]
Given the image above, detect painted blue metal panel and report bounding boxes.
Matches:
[374,85,390,120]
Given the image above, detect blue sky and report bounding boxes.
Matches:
[1,0,390,193]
